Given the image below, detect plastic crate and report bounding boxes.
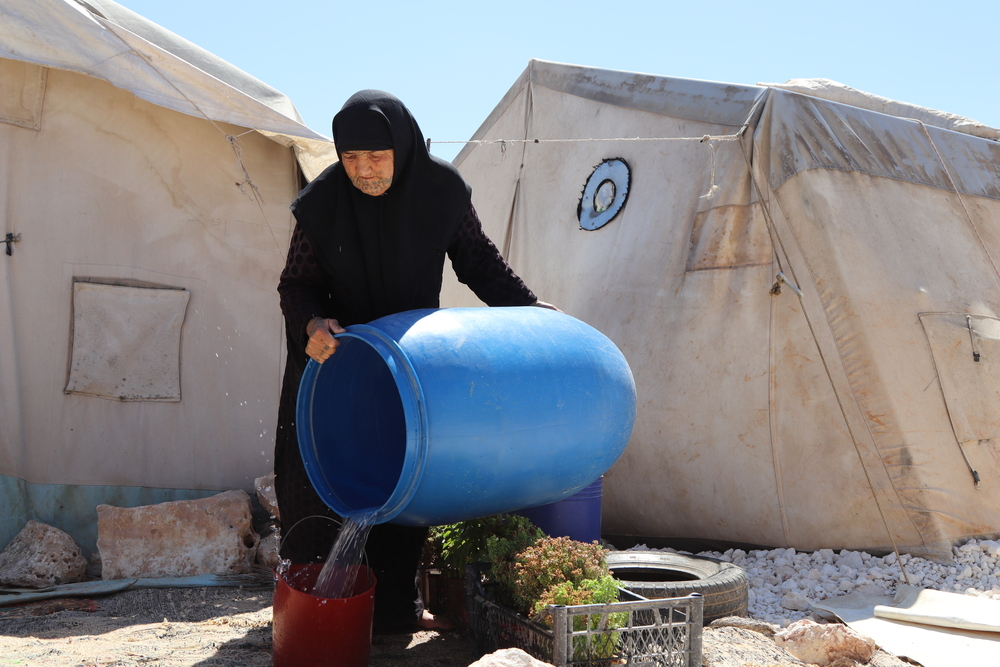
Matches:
[466,563,703,667]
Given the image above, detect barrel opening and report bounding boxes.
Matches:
[306,338,407,513]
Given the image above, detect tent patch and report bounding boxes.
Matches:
[0,58,46,131]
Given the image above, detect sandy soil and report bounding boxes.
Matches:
[0,585,472,667]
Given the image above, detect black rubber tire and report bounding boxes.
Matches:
[606,551,749,624]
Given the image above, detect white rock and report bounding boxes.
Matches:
[838,550,864,570]
[468,648,554,667]
[781,591,811,611]
[774,619,876,666]
[97,489,259,579]
[981,540,1000,557]
[0,520,87,588]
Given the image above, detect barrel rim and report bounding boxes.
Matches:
[297,326,429,523]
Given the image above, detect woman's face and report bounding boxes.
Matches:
[341,149,394,196]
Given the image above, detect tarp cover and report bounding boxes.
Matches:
[444,59,1000,558]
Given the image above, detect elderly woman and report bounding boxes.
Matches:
[274,90,553,631]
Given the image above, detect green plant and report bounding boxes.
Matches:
[530,573,622,621]
[482,515,545,608]
[430,514,543,578]
[531,574,626,661]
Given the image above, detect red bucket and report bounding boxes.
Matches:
[273,563,376,667]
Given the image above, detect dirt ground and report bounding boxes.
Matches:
[0,584,916,667]
[0,584,473,667]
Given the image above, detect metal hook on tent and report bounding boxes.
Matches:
[966,315,981,362]
[4,233,20,256]
[771,272,803,298]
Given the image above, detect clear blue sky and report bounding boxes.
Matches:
[121,0,998,163]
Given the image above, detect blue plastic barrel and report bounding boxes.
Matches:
[515,476,604,543]
[296,307,635,526]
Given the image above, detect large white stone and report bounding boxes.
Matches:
[468,649,554,667]
[97,490,259,579]
[0,520,87,588]
[774,619,875,666]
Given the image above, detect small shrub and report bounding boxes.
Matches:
[510,536,609,614]
[486,534,627,662]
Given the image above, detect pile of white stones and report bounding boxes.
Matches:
[635,539,1000,626]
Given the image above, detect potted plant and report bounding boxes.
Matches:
[485,535,625,662]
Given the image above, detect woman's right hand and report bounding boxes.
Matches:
[305,317,346,363]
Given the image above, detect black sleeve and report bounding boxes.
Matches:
[447,202,537,307]
[277,223,331,351]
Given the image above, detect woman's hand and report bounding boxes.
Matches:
[531,300,562,312]
[305,317,347,363]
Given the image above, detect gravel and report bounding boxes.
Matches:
[628,538,1000,626]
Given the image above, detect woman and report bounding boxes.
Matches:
[274,90,552,630]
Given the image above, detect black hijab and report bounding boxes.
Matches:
[290,90,472,325]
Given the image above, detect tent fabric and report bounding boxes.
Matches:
[0,0,317,138]
[0,0,334,554]
[443,59,1000,558]
[763,78,1000,142]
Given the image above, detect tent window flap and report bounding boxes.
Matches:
[65,281,189,402]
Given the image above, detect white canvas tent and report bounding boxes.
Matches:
[442,59,1000,559]
[0,0,335,554]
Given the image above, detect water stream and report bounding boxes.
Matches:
[310,508,379,599]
